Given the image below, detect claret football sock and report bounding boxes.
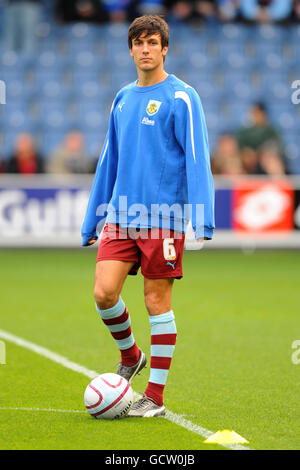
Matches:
[144,310,177,407]
[96,297,140,367]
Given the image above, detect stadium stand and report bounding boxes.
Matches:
[0,5,299,174]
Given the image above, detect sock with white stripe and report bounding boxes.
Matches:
[144,310,177,406]
[96,297,140,367]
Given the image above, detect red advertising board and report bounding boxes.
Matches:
[232,179,294,233]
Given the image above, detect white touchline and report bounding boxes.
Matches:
[0,329,251,450]
[0,407,86,414]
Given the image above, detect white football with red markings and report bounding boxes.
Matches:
[84,373,133,419]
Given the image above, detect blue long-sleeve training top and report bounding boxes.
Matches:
[81,73,215,246]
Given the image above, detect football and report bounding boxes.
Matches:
[84,373,133,419]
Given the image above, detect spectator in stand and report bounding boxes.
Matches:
[6,133,44,174]
[258,144,286,175]
[216,0,240,22]
[240,0,293,23]
[166,0,217,23]
[194,0,217,23]
[47,130,94,174]
[2,0,43,53]
[236,102,286,175]
[55,0,108,23]
[291,0,300,20]
[137,0,165,16]
[101,0,135,22]
[166,0,194,23]
[211,133,244,175]
[0,155,5,174]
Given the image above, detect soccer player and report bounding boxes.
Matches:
[82,15,215,417]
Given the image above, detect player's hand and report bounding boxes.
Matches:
[87,237,97,246]
[196,237,205,242]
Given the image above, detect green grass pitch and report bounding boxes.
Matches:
[0,248,299,450]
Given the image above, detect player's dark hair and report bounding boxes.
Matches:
[128,15,169,51]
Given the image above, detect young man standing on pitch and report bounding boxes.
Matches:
[82,15,215,417]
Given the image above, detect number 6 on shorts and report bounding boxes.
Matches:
[163,238,176,261]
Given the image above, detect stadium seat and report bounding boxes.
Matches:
[37,102,79,131]
[184,73,219,100]
[38,79,73,102]
[4,79,36,103]
[84,132,106,158]
[0,131,22,159]
[109,71,137,91]
[40,131,68,157]
[0,22,299,173]
[220,23,251,42]
[73,80,110,102]
[77,102,106,131]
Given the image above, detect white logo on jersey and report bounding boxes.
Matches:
[141,116,155,126]
[118,102,125,112]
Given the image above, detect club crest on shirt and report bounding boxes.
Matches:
[146,100,162,116]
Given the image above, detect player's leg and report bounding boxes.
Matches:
[94,259,133,310]
[94,259,146,379]
[128,230,184,417]
[94,224,147,381]
[145,277,177,405]
[128,278,176,417]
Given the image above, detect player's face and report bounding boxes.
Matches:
[130,32,168,72]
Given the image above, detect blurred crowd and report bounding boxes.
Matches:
[211,103,287,176]
[53,0,300,24]
[0,1,292,176]
[1,0,300,53]
[0,131,96,175]
[0,103,288,176]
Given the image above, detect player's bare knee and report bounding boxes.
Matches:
[144,290,164,315]
[94,285,118,310]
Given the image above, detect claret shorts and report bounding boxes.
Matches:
[96,223,185,279]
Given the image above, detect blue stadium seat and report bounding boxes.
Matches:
[252,24,285,44]
[84,132,106,158]
[77,102,107,131]
[73,80,110,102]
[220,50,251,71]
[4,79,36,103]
[1,131,20,159]
[0,50,34,71]
[2,102,27,127]
[220,102,250,129]
[109,71,137,91]
[40,131,67,157]
[106,23,128,40]
[255,50,285,72]
[165,55,185,75]
[107,51,134,73]
[38,102,79,131]
[284,133,300,168]
[220,24,251,42]
[36,51,66,72]
[62,23,100,41]
[268,107,298,133]
[184,73,219,100]
[38,79,73,102]
[264,81,292,106]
